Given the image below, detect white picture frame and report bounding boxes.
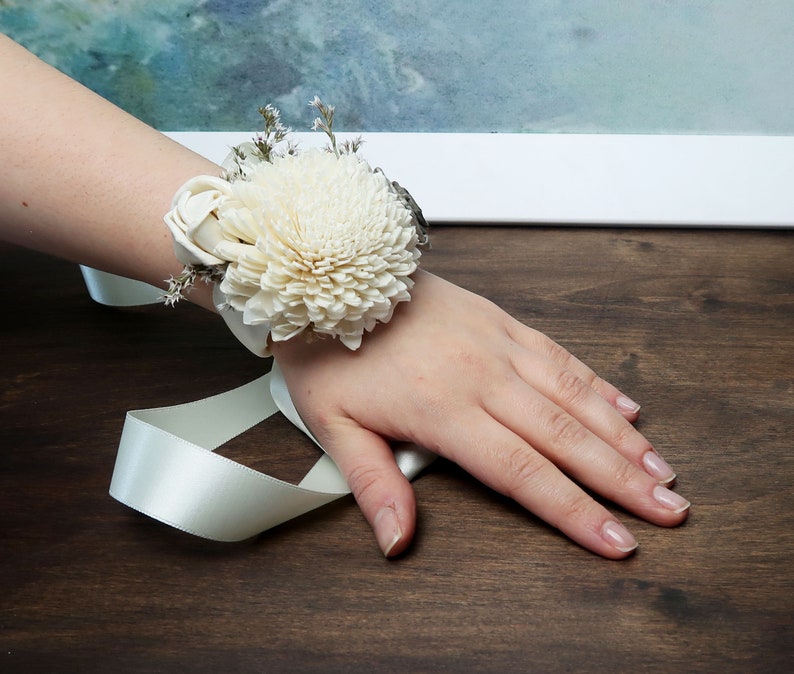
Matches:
[168,131,794,228]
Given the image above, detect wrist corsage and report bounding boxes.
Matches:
[163,97,428,355]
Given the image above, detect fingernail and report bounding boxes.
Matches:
[642,450,676,485]
[653,485,691,514]
[374,505,402,557]
[616,395,641,414]
[601,520,638,553]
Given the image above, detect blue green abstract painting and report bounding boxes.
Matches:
[2,0,791,134]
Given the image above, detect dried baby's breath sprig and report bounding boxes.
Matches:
[339,137,364,154]
[222,145,248,182]
[252,104,290,162]
[162,264,224,306]
[309,96,362,157]
[309,96,334,138]
[224,104,293,181]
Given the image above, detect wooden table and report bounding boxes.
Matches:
[2,227,792,672]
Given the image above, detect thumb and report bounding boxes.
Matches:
[322,421,417,557]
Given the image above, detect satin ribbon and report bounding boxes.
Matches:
[80,265,435,541]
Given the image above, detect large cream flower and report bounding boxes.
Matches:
[165,150,420,350]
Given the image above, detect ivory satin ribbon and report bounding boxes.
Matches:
[80,265,435,541]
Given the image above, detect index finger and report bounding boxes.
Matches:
[432,406,640,558]
[505,318,642,421]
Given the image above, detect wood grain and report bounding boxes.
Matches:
[1,227,792,673]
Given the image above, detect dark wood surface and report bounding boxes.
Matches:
[2,227,792,673]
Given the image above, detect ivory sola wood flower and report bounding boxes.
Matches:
[163,99,426,351]
[220,150,419,349]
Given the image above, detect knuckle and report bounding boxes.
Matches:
[502,445,547,497]
[612,421,641,452]
[553,368,591,408]
[610,459,640,494]
[587,372,606,392]
[557,492,597,525]
[545,338,574,368]
[345,463,384,505]
[449,347,490,379]
[544,408,589,449]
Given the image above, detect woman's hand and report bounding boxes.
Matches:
[271,270,689,558]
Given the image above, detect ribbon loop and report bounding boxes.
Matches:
[81,266,435,541]
[109,372,349,540]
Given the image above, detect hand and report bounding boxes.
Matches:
[271,270,689,558]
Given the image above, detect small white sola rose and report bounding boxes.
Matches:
[163,99,426,350]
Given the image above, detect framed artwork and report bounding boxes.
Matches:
[3,1,792,226]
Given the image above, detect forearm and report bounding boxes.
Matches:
[0,34,218,310]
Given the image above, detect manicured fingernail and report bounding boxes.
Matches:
[374,505,402,557]
[642,450,676,484]
[653,485,691,514]
[616,395,641,414]
[601,521,638,553]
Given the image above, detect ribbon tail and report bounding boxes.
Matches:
[109,373,350,541]
[80,265,164,306]
[82,266,437,541]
